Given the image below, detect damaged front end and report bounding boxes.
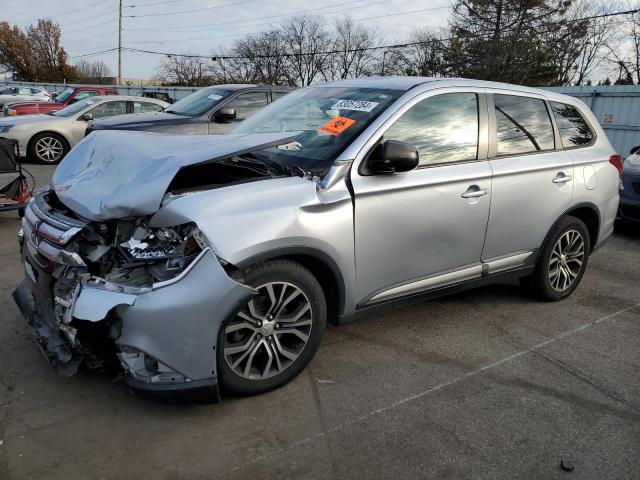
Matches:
[14,189,252,401]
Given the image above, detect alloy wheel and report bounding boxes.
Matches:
[35,136,64,163]
[548,229,585,292]
[222,282,313,380]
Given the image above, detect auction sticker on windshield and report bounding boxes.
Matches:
[320,116,356,136]
[331,99,379,112]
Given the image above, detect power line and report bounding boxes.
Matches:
[125,0,258,18]
[126,0,405,44]
[14,0,107,24]
[127,0,184,7]
[120,7,640,60]
[65,6,640,64]
[68,47,119,59]
[123,0,390,31]
[64,18,118,35]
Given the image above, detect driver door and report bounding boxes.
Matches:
[350,89,493,305]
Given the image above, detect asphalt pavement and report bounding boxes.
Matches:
[0,163,638,480]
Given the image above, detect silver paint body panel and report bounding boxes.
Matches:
[14,77,620,391]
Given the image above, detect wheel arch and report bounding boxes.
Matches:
[236,247,346,326]
[564,202,601,253]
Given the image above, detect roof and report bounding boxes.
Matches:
[313,77,583,103]
[88,95,170,103]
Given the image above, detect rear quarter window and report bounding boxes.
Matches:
[550,102,595,148]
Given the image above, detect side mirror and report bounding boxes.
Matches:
[214,107,236,122]
[368,140,419,174]
[80,113,93,121]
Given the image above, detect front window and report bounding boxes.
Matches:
[56,87,76,103]
[52,98,103,117]
[232,86,403,174]
[165,87,233,116]
[383,93,479,167]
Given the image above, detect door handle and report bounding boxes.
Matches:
[553,173,573,184]
[461,187,489,199]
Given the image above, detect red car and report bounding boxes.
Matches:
[3,85,120,116]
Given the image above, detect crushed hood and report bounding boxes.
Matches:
[52,130,299,221]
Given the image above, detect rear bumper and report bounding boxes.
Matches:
[617,198,640,223]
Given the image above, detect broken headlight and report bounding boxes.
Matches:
[118,223,207,280]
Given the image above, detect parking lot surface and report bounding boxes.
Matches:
[0,164,639,480]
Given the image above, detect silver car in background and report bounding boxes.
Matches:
[0,95,168,163]
[0,86,50,107]
[13,77,620,402]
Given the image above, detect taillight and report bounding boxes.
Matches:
[609,154,623,177]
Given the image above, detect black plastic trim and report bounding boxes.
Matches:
[236,246,347,315]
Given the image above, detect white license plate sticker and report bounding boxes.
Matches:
[331,99,379,112]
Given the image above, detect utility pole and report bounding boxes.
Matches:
[117,0,122,85]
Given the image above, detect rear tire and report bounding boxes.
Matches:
[521,215,590,301]
[218,260,326,396]
[28,132,68,164]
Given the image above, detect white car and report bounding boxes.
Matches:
[0,86,50,107]
[0,95,169,163]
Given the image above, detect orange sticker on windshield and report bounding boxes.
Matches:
[320,116,356,136]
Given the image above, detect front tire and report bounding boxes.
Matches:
[28,132,68,164]
[521,215,590,301]
[218,260,326,396]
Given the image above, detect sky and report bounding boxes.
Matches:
[2,0,452,79]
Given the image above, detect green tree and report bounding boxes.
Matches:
[448,0,586,86]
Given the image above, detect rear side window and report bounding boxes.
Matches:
[383,92,479,166]
[550,102,594,148]
[75,90,100,101]
[225,91,269,120]
[494,94,554,156]
[133,101,163,113]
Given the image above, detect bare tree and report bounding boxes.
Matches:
[325,16,378,80]
[227,30,294,85]
[75,59,111,83]
[282,15,332,86]
[155,55,210,86]
[550,0,615,86]
[381,27,449,77]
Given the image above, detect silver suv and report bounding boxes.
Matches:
[13,77,620,401]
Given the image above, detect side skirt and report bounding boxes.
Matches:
[336,266,534,326]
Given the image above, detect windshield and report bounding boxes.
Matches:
[232,86,402,174]
[52,97,101,117]
[165,87,233,116]
[56,87,75,103]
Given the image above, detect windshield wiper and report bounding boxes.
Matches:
[239,152,285,176]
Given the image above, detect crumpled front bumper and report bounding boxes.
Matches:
[14,245,253,402]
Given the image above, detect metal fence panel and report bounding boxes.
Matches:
[546,85,640,157]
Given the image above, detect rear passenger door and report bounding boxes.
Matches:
[481,91,574,266]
